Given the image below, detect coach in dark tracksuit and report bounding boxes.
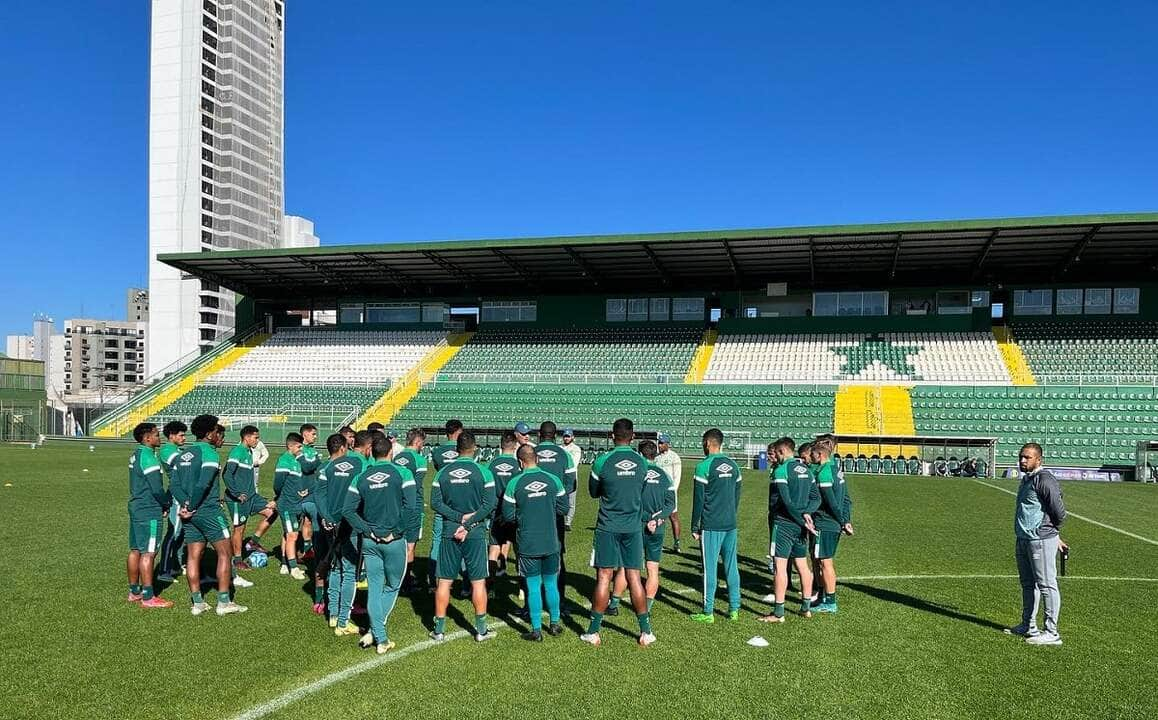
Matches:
[1009,442,1066,646]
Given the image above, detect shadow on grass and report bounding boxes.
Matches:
[842,581,1006,631]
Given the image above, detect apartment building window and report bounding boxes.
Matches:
[202,164,213,179]
[203,0,217,16]
[201,214,213,228]
[202,80,215,98]
[201,147,213,162]
[201,63,215,80]
[201,113,213,130]
[202,48,216,65]
[200,97,214,114]
[203,16,218,34]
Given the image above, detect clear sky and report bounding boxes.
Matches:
[2,0,1156,339]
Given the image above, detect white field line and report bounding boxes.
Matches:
[230,622,507,720]
[842,574,1158,582]
[972,478,1158,547]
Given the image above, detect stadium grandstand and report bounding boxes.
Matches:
[92,212,1158,479]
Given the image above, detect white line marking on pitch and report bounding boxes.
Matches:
[972,479,1158,547]
[841,574,1158,582]
[230,622,508,720]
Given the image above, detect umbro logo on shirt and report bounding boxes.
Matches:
[717,466,734,478]
[614,459,638,476]
[448,468,472,483]
[494,462,515,474]
[525,480,548,494]
[645,469,662,483]
[181,452,194,462]
[367,471,389,489]
[537,449,557,460]
[334,461,354,473]
[444,451,460,460]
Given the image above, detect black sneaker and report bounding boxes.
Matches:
[515,608,531,622]
[546,623,564,637]
[521,630,543,642]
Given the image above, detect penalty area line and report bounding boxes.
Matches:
[230,621,508,720]
[972,479,1158,547]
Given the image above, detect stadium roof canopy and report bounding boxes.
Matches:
[159,213,1158,301]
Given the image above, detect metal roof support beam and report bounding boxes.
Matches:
[641,243,673,286]
[562,246,602,286]
[423,251,474,284]
[1055,225,1101,277]
[492,248,537,285]
[354,253,416,291]
[889,233,903,279]
[233,258,297,286]
[970,228,1001,279]
[721,240,742,284]
[808,237,816,284]
[294,256,349,291]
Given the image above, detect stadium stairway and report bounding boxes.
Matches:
[992,326,1037,386]
[833,385,917,457]
[355,332,474,428]
[683,328,718,383]
[92,333,269,438]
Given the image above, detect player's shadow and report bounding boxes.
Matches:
[842,581,1006,631]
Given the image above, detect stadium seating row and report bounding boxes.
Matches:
[704,332,1010,384]
[207,329,446,386]
[1013,320,1158,381]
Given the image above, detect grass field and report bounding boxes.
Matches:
[3,440,1157,720]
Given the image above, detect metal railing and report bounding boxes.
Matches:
[433,372,687,385]
[89,324,262,432]
[202,378,390,388]
[1034,374,1158,387]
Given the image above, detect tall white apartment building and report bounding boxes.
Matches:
[148,0,286,376]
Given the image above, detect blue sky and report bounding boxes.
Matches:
[2,0,1157,338]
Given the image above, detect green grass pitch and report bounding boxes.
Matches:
[2,441,1156,719]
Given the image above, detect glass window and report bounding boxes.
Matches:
[481,301,535,322]
[422,303,447,324]
[339,303,363,324]
[366,303,419,323]
[813,293,838,317]
[650,297,670,321]
[837,292,863,316]
[1056,288,1083,315]
[672,297,705,321]
[1084,288,1111,314]
[1014,289,1052,316]
[627,298,649,321]
[745,307,758,319]
[971,290,991,307]
[864,291,889,316]
[1113,287,1140,314]
[937,290,971,315]
[606,299,626,322]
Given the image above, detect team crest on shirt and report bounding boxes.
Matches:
[525,480,548,497]
[448,468,472,483]
[494,462,515,475]
[645,469,662,484]
[537,449,557,460]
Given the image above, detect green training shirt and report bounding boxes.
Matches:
[535,441,578,494]
[501,468,568,557]
[392,447,427,509]
[770,458,817,528]
[588,445,649,534]
[128,444,169,516]
[430,442,460,471]
[691,453,743,532]
[430,456,497,539]
[641,462,677,524]
[488,453,520,507]
[168,441,221,511]
[160,441,182,478]
[316,453,365,525]
[341,459,417,540]
[222,444,256,500]
[814,460,851,532]
[274,451,307,507]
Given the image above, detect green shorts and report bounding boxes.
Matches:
[438,535,488,581]
[591,529,643,570]
[517,553,560,577]
[280,505,305,533]
[406,510,425,544]
[184,508,231,545]
[772,521,808,559]
[813,530,841,560]
[129,516,163,553]
[226,494,270,526]
[643,526,666,564]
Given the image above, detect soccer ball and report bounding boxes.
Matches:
[247,551,269,568]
